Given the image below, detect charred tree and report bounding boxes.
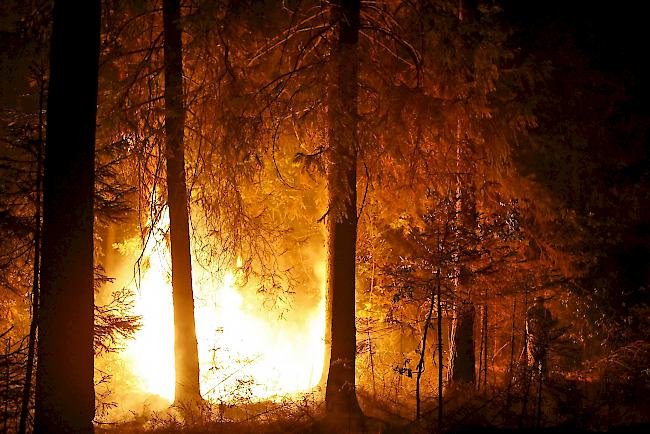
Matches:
[324,0,362,421]
[162,0,201,404]
[34,0,100,432]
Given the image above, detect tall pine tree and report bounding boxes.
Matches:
[163,0,201,404]
[325,0,363,421]
[34,0,100,432]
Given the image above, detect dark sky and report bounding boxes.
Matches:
[503,0,649,76]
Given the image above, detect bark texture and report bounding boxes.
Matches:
[34,1,100,432]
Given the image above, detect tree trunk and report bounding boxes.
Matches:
[366,274,377,397]
[519,288,531,427]
[18,69,45,434]
[324,0,362,421]
[162,0,201,404]
[34,1,100,432]
[536,360,544,428]
[415,293,435,420]
[4,337,10,434]
[449,117,477,387]
[449,196,477,385]
[436,272,444,432]
[451,301,476,384]
[478,297,489,390]
[506,296,517,407]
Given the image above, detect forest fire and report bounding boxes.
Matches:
[3,0,650,432]
[119,212,175,401]
[113,210,326,407]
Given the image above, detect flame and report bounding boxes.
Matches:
[117,209,325,405]
[120,211,175,401]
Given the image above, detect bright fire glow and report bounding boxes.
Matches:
[118,209,326,405]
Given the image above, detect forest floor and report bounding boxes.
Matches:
[95,418,650,434]
[94,374,650,434]
[93,391,650,434]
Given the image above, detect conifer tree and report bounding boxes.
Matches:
[162,0,201,404]
[324,0,363,420]
[34,0,100,431]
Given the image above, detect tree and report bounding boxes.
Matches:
[162,0,202,404]
[323,0,363,421]
[0,21,138,426]
[509,0,650,352]
[449,134,478,386]
[18,65,45,434]
[34,0,100,432]
[380,191,471,424]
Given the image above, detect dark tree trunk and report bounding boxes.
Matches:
[162,0,201,404]
[34,1,100,432]
[415,292,435,420]
[506,296,517,407]
[520,288,531,427]
[482,295,489,389]
[451,301,476,384]
[324,0,362,421]
[436,272,444,432]
[19,70,45,434]
[449,116,478,387]
[450,187,477,385]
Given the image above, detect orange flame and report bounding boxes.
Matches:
[115,209,326,406]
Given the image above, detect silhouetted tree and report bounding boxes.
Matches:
[324,0,363,422]
[162,0,201,404]
[34,0,100,432]
[19,65,45,434]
